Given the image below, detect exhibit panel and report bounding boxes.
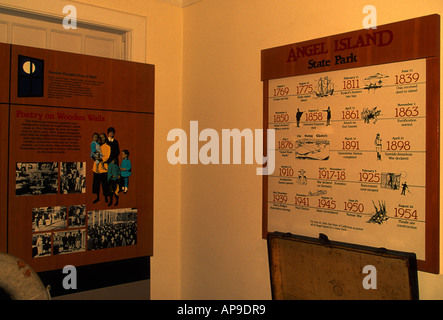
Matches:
[262,15,440,274]
[0,43,9,252]
[8,105,153,271]
[1,43,154,275]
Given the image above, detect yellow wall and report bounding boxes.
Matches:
[77,0,443,299]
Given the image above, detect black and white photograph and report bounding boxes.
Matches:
[32,206,67,232]
[68,205,86,228]
[60,162,86,194]
[53,229,86,255]
[16,162,58,196]
[87,208,137,250]
[32,233,52,258]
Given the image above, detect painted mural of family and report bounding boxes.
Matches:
[90,127,132,206]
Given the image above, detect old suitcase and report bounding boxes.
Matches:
[267,232,419,300]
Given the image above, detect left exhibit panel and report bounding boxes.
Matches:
[0,43,154,275]
[0,42,10,253]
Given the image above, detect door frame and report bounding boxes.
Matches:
[0,0,147,62]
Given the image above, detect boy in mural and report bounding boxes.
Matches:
[107,157,120,206]
[119,149,132,193]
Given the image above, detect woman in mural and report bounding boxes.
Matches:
[92,133,111,204]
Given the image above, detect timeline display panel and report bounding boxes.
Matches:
[267,59,427,259]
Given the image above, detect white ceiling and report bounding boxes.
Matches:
[156,0,203,8]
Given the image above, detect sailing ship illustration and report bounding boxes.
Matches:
[364,73,389,91]
[314,76,334,97]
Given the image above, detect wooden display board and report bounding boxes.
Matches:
[268,232,419,300]
[0,44,154,274]
[262,15,440,274]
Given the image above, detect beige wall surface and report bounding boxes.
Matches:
[17,0,442,299]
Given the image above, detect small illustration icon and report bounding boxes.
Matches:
[296,169,308,185]
[374,133,382,161]
[367,200,388,224]
[307,189,327,197]
[364,73,388,92]
[295,108,303,127]
[323,106,331,126]
[362,106,381,124]
[314,76,334,97]
[401,181,410,196]
[295,138,330,161]
[381,172,401,190]
[18,55,44,97]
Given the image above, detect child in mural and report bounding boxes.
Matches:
[119,149,132,193]
[90,133,103,164]
[107,157,120,206]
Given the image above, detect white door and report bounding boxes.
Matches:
[0,6,127,60]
